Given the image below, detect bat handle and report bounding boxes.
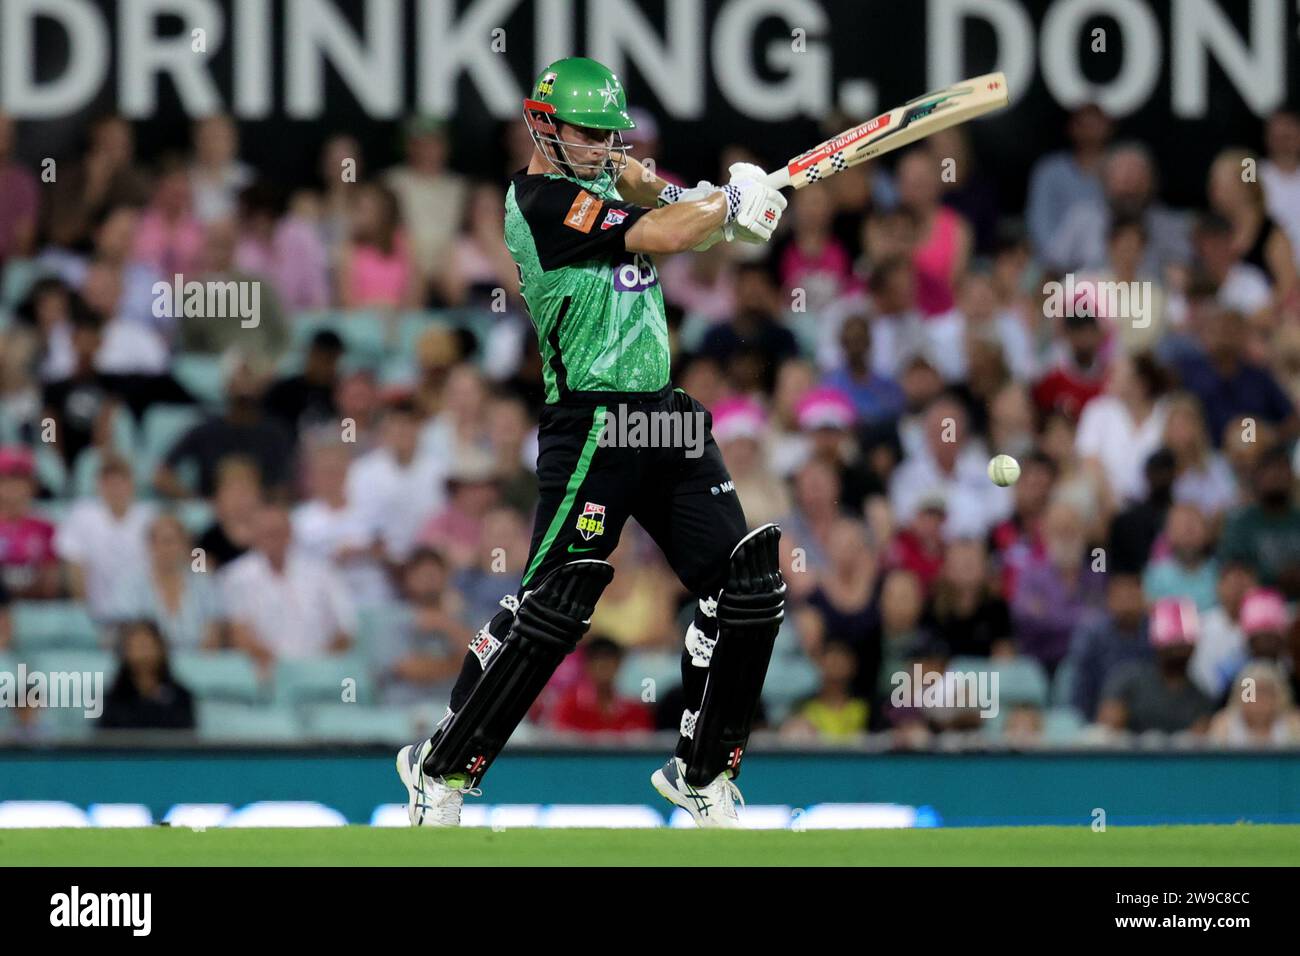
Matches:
[764,167,793,191]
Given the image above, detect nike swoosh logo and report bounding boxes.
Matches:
[567,544,599,553]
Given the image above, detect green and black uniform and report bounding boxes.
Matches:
[446,167,749,729]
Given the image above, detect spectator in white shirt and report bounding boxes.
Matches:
[346,397,447,563]
[189,114,254,224]
[1076,352,1170,508]
[889,394,1010,538]
[292,440,392,607]
[925,271,1036,383]
[1189,560,1258,697]
[223,504,355,671]
[1260,109,1300,266]
[55,453,155,620]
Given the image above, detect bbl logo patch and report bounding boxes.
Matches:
[600,208,629,231]
[577,502,606,541]
[537,71,557,99]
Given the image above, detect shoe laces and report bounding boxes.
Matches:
[702,773,744,818]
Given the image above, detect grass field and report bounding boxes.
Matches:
[0,824,1296,866]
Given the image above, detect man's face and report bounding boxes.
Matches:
[98,471,133,510]
[1067,321,1102,363]
[255,508,292,562]
[407,132,448,171]
[0,473,33,512]
[839,316,870,360]
[1267,113,1300,161]
[1106,577,1146,628]
[1105,151,1153,211]
[1205,310,1245,363]
[553,123,616,180]
[1069,106,1111,150]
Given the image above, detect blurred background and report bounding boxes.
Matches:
[1,0,1299,828]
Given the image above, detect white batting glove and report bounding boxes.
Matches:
[721,169,786,243]
[725,162,784,243]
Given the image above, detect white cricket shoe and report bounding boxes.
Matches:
[651,757,745,828]
[395,739,473,827]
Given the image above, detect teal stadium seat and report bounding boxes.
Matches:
[31,648,117,683]
[33,443,66,498]
[138,404,204,490]
[949,655,1050,709]
[273,654,374,709]
[197,702,300,743]
[171,650,263,703]
[302,703,414,744]
[1050,658,1077,708]
[293,310,391,366]
[12,601,102,651]
[172,354,226,408]
[354,604,403,664]
[174,500,215,536]
[396,310,448,356]
[1042,707,1085,745]
[30,649,118,741]
[0,258,41,308]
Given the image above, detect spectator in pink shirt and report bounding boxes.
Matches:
[233,183,329,311]
[0,113,38,267]
[0,447,60,600]
[780,186,856,314]
[338,183,420,309]
[131,158,205,278]
[897,148,972,318]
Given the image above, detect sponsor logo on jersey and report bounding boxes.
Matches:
[612,251,659,292]
[600,208,629,231]
[565,190,603,233]
[576,501,607,540]
[710,480,735,495]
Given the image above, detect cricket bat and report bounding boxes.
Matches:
[765,72,1010,191]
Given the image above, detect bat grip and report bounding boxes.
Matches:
[764,167,793,191]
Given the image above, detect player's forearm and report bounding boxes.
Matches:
[617,155,669,206]
[624,195,727,255]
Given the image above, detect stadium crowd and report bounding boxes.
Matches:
[2,103,1300,748]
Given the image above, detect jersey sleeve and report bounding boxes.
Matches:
[513,175,650,271]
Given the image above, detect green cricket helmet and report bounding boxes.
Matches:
[524,57,635,181]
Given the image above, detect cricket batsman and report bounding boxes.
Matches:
[396,57,788,827]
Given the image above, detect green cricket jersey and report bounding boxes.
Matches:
[504,169,670,404]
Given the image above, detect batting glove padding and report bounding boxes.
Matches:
[724,164,786,242]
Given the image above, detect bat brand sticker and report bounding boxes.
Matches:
[565,191,603,233]
[576,502,606,540]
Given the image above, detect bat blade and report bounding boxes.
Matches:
[766,72,1010,190]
